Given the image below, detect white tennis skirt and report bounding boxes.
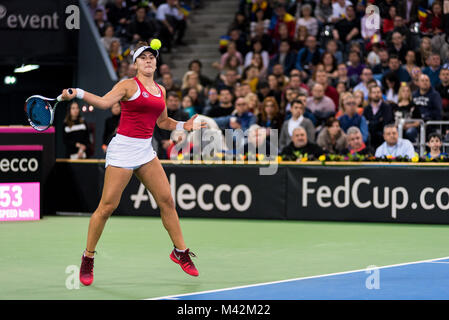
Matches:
[105,133,157,170]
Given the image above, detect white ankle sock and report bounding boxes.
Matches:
[175,248,187,253]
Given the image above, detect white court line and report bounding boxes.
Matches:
[147,255,449,300]
[424,261,449,264]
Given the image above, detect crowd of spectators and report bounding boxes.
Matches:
[84,0,449,162]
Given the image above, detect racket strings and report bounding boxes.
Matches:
[27,98,52,129]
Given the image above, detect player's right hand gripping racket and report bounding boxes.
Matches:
[25,89,73,131]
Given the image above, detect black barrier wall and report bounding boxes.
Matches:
[49,161,449,224]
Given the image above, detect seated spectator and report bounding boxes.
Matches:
[270,3,296,41]
[63,101,90,159]
[346,50,366,84]
[314,0,333,25]
[382,71,400,105]
[422,53,442,88]
[109,40,124,72]
[153,91,189,159]
[266,74,283,105]
[425,133,448,159]
[244,125,276,159]
[383,55,411,83]
[313,70,339,110]
[363,85,394,148]
[372,48,390,76]
[268,40,296,75]
[101,24,121,52]
[88,0,107,21]
[228,12,249,35]
[166,130,193,160]
[420,1,443,36]
[279,99,316,150]
[353,68,381,102]
[316,117,347,154]
[297,92,318,125]
[93,8,107,36]
[217,41,244,72]
[341,126,375,156]
[244,40,270,71]
[250,9,271,39]
[375,124,416,159]
[250,22,272,53]
[257,97,283,130]
[161,72,181,97]
[332,63,356,89]
[292,25,308,53]
[306,83,336,123]
[127,6,159,44]
[383,5,397,35]
[409,66,423,92]
[338,93,369,142]
[321,52,338,81]
[295,4,319,37]
[332,5,360,48]
[436,66,449,118]
[156,0,187,50]
[281,126,325,160]
[102,102,121,153]
[204,87,234,118]
[404,50,418,81]
[202,87,220,116]
[330,0,352,23]
[181,95,196,118]
[185,87,205,114]
[325,39,344,65]
[106,0,130,33]
[216,69,240,92]
[295,35,323,78]
[412,74,443,122]
[214,97,256,132]
[387,31,408,64]
[181,71,204,97]
[188,60,212,88]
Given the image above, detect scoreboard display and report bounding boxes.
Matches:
[0,145,42,221]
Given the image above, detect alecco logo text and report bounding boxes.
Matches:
[130,173,252,212]
[0,4,80,30]
[0,158,39,173]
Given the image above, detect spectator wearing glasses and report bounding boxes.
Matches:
[338,93,369,143]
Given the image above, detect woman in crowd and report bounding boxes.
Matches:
[316,117,347,154]
[63,101,90,159]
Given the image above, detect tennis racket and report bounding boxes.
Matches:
[25,89,72,131]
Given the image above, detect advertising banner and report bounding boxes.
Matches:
[116,164,287,219]
[0,0,79,63]
[287,166,449,224]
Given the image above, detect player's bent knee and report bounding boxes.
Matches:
[158,195,175,212]
[96,202,118,218]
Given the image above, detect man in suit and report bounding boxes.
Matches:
[363,85,394,148]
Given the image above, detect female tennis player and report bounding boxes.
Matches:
[60,41,202,286]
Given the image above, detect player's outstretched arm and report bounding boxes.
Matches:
[60,80,131,110]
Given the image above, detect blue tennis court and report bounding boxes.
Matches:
[154,257,449,300]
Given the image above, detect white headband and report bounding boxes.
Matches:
[132,46,159,63]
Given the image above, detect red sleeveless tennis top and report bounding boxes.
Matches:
[117,77,165,139]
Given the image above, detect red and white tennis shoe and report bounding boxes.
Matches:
[170,248,199,277]
[80,254,95,286]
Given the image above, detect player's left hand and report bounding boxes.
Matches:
[184,114,207,131]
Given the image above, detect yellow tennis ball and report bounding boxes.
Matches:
[150,39,162,50]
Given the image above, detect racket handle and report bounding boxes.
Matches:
[56,89,73,102]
